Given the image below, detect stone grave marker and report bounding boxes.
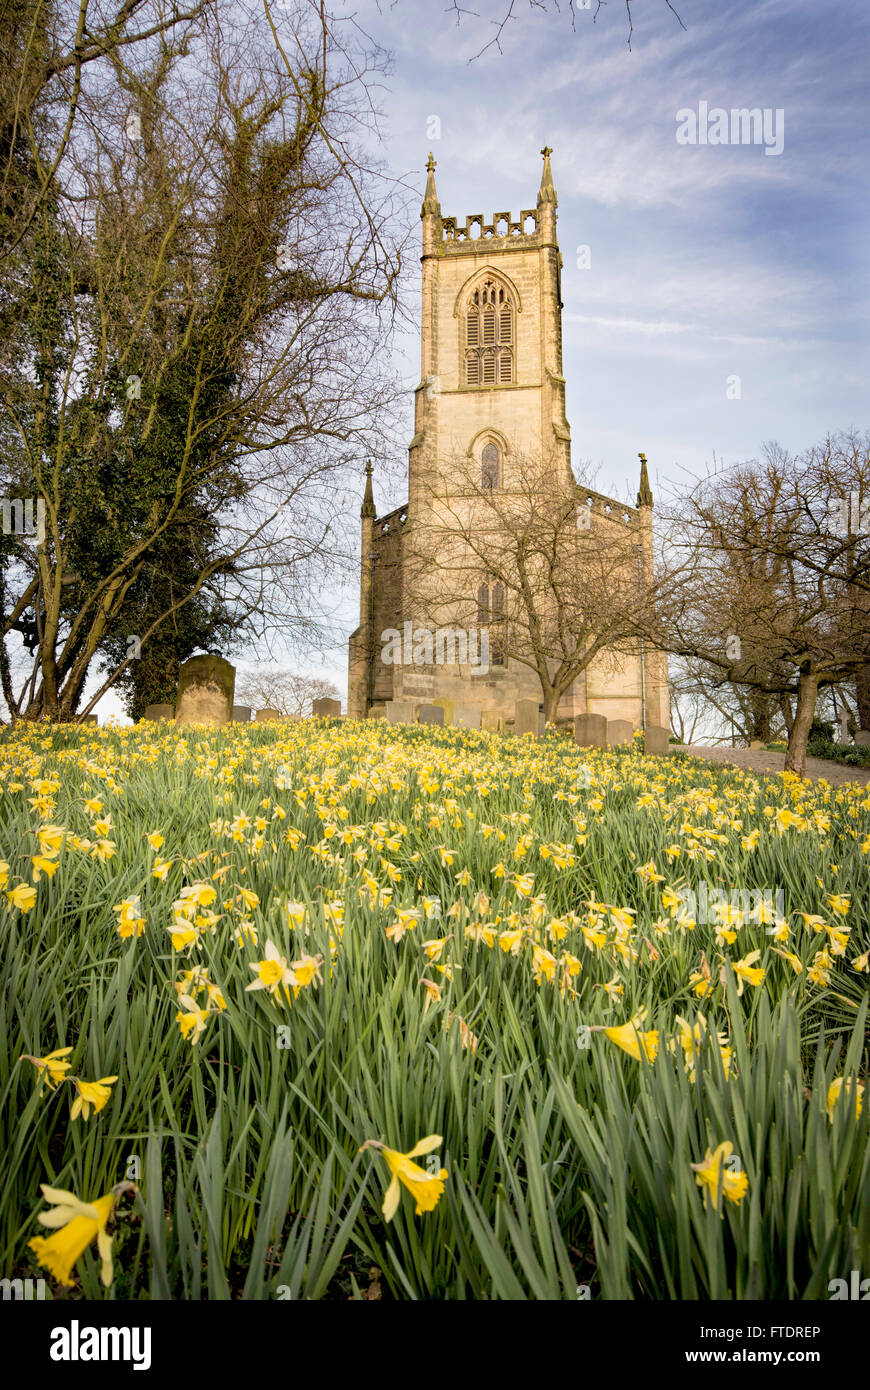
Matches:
[175,655,235,727]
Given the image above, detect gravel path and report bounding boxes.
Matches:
[674,744,870,787]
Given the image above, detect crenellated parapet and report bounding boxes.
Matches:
[439,209,541,251]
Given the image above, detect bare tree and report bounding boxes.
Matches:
[402,442,661,725]
[0,1,409,722]
[442,0,686,59]
[234,668,340,715]
[654,433,870,777]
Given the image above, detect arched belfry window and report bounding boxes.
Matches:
[481,442,500,489]
[465,280,514,386]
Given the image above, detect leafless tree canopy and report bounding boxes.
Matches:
[654,432,870,775]
[234,667,339,715]
[403,442,659,722]
[0,1,410,721]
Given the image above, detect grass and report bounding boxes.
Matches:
[0,717,867,1299]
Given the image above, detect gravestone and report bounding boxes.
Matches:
[454,706,482,729]
[81,714,98,726]
[644,725,671,756]
[749,738,763,750]
[433,697,455,726]
[574,713,607,749]
[312,697,341,718]
[385,700,416,725]
[255,708,280,721]
[855,731,870,746]
[607,719,633,747]
[175,655,235,727]
[515,699,541,737]
[417,704,444,725]
[232,705,252,723]
[367,704,386,719]
[143,703,174,722]
[481,709,504,731]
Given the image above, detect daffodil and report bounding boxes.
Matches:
[246,939,297,1001]
[826,1077,864,1123]
[176,995,213,1044]
[601,1016,658,1063]
[21,1046,73,1090]
[690,1141,749,1212]
[6,882,37,913]
[731,950,765,995]
[29,1185,116,1287]
[70,1075,118,1121]
[359,1135,448,1221]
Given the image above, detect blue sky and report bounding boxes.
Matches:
[97,0,870,717]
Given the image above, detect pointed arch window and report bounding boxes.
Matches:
[481,442,500,490]
[465,280,514,387]
[476,576,506,666]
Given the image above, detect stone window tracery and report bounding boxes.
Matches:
[465,280,513,386]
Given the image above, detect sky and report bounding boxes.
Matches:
[94,0,870,721]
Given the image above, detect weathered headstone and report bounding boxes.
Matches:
[385,700,416,725]
[644,725,671,756]
[481,709,505,731]
[255,708,280,721]
[454,706,481,729]
[574,713,607,749]
[515,699,541,737]
[749,738,763,750]
[175,655,235,727]
[607,719,633,747]
[417,704,444,725]
[433,697,455,726]
[312,697,341,718]
[854,730,870,746]
[367,704,386,719]
[143,703,174,722]
[232,705,252,723]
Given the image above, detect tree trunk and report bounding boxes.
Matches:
[856,664,870,731]
[784,666,819,777]
[542,687,560,726]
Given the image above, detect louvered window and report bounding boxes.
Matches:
[465,278,514,385]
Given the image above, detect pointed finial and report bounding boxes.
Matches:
[636,452,653,509]
[537,146,557,207]
[361,459,375,518]
[422,152,440,216]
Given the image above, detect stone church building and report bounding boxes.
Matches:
[348,150,668,729]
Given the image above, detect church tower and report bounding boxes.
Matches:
[347,153,668,730]
[409,148,572,516]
